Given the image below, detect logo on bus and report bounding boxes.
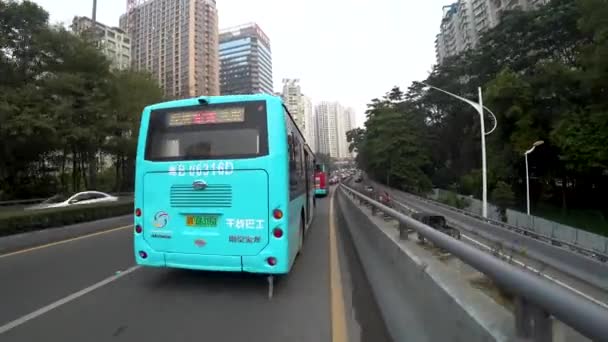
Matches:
[153,211,169,228]
[192,180,207,190]
[194,239,206,247]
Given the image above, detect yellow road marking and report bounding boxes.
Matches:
[329,189,348,342]
[0,225,132,259]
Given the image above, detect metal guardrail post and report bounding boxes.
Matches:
[515,297,552,342]
[371,205,378,216]
[399,222,409,240]
[378,182,608,263]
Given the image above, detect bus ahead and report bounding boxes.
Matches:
[314,164,328,197]
[133,94,315,275]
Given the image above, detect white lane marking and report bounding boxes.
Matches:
[0,265,141,334]
[461,234,608,309]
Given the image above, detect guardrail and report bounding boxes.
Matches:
[340,183,608,342]
[373,182,608,263]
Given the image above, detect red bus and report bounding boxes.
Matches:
[314,164,328,197]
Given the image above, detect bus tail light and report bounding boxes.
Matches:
[267,257,277,266]
[135,208,142,217]
[135,225,143,234]
[273,209,283,220]
[273,228,283,238]
[138,251,148,259]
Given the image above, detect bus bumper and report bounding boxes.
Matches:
[314,188,328,197]
[135,239,290,274]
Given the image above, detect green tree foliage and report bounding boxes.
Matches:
[0,1,164,199]
[351,87,432,193]
[491,181,516,221]
[356,0,608,226]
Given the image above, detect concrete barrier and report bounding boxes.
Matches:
[336,189,516,341]
[0,215,132,254]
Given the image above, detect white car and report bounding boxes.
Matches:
[27,191,119,210]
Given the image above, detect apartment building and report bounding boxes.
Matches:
[301,95,316,151]
[281,79,304,128]
[119,0,219,98]
[315,102,355,159]
[71,16,131,70]
[436,0,550,64]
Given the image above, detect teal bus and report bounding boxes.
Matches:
[133,94,316,275]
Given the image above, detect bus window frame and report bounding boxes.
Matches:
[143,100,269,162]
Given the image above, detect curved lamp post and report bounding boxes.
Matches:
[525,140,544,215]
[416,81,498,218]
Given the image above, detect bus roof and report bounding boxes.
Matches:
[143,94,316,155]
[144,94,278,111]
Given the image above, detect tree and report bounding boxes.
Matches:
[356,0,607,233]
[354,87,432,193]
[106,70,165,191]
[0,1,164,199]
[492,181,516,222]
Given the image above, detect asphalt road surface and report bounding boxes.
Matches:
[0,188,391,342]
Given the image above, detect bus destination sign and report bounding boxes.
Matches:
[168,107,245,126]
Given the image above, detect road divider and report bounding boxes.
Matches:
[0,215,132,256]
[338,183,608,342]
[0,200,133,238]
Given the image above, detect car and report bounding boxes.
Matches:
[26,191,119,210]
[412,212,461,242]
[378,191,392,208]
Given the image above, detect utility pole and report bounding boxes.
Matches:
[92,0,97,24]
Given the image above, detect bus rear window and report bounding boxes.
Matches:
[145,100,268,161]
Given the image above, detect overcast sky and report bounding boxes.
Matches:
[31,0,445,127]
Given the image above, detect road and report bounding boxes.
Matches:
[361,181,608,309]
[0,189,391,342]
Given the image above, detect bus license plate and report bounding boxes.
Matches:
[186,215,218,228]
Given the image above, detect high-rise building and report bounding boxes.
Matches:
[340,107,357,158]
[219,23,273,95]
[315,102,357,159]
[315,102,331,156]
[436,0,550,64]
[315,101,342,158]
[119,0,219,99]
[281,79,304,128]
[71,16,132,70]
[301,95,316,151]
[435,1,477,65]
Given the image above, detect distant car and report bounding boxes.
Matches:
[412,212,461,242]
[26,191,119,210]
[378,191,392,208]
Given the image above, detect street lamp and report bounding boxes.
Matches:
[525,140,544,215]
[416,82,497,218]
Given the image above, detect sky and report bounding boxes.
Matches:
[31,0,445,127]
